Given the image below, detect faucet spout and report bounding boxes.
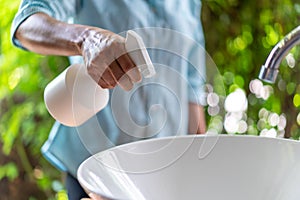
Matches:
[259,25,300,83]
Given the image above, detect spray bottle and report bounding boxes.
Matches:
[44,30,155,126]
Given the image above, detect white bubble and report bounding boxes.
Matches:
[205,84,214,93]
[208,105,220,116]
[268,113,280,127]
[277,79,286,91]
[297,113,300,126]
[260,128,277,138]
[278,114,287,130]
[286,53,295,68]
[226,111,243,121]
[207,92,219,107]
[237,120,248,133]
[259,128,268,137]
[249,79,263,95]
[224,115,239,134]
[268,128,277,138]
[258,85,273,100]
[257,119,267,130]
[259,108,269,119]
[224,89,248,112]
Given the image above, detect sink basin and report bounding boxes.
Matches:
[77,135,300,200]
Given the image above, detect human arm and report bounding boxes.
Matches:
[15,12,141,90]
[186,41,206,134]
[188,103,206,134]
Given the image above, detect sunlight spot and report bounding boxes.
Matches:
[8,67,24,90]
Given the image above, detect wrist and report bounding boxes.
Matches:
[73,26,94,55]
[76,26,107,56]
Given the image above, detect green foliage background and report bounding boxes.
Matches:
[203,0,300,139]
[0,0,299,199]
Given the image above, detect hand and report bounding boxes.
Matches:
[81,29,142,91]
[16,13,141,91]
[80,192,106,200]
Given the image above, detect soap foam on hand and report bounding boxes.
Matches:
[44,30,156,127]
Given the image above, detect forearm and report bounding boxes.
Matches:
[188,103,206,134]
[15,12,95,56]
[15,12,140,90]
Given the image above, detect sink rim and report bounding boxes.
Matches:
[77,134,300,200]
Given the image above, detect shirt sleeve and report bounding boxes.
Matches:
[187,41,207,106]
[11,0,77,49]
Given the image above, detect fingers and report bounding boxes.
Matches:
[118,74,134,91]
[97,54,140,91]
[84,31,142,90]
[117,53,142,83]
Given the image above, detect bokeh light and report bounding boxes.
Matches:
[249,79,273,100]
[293,94,300,107]
[277,79,286,91]
[259,108,269,119]
[287,82,296,95]
[257,119,267,130]
[286,53,296,68]
[224,89,247,112]
[208,105,220,116]
[278,114,287,131]
[224,89,248,134]
[207,115,224,134]
[237,120,248,133]
[297,113,300,126]
[205,83,214,93]
[249,79,263,94]
[224,114,239,134]
[268,113,279,127]
[207,92,219,107]
[260,128,277,138]
[205,83,223,117]
[8,67,24,90]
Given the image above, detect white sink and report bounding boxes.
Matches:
[77,135,300,200]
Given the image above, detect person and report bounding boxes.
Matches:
[11,0,207,199]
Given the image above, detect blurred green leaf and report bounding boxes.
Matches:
[0,162,19,181]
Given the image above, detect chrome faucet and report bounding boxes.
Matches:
[259,25,300,83]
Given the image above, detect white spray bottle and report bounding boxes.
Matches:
[44,30,155,127]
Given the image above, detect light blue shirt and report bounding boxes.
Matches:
[12,0,206,177]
